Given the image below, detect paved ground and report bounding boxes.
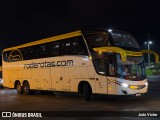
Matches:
[0,76,160,120]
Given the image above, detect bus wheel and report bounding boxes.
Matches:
[16,82,23,94]
[83,83,91,101]
[23,82,30,95]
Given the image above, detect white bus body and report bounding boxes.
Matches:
[2,29,150,101]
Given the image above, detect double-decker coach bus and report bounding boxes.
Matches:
[2,28,159,101]
[0,56,3,88]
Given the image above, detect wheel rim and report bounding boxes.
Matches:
[17,84,21,92]
[24,83,29,93]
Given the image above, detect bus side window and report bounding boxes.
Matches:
[27,46,34,59]
[3,51,9,62]
[94,59,106,75]
[84,33,109,50]
[39,44,47,58]
[107,53,116,76]
[53,42,60,56]
[62,39,72,55]
[20,48,26,60]
[44,42,51,57]
[20,47,32,60]
[109,64,115,76]
[72,37,88,55]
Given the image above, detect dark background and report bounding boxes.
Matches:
[0,0,159,56]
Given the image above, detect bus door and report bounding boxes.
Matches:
[95,53,116,94]
[107,54,116,95]
[95,62,116,95]
[95,59,108,94]
[107,77,116,95]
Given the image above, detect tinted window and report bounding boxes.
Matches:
[3,36,88,62]
[3,51,9,62]
[72,37,88,55]
[111,32,140,49]
[93,53,116,76]
[84,33,109,50]
[0,56,2,65]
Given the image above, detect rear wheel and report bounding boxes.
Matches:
[16,82,23,94]
[0,85,3,88]
[83,83,91,101]
[23,82,30,95]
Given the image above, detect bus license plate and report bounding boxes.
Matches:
[136,93,141,96]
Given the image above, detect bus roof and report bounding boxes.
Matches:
[3,30,82,51]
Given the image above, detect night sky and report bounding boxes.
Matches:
[0,0,160,55]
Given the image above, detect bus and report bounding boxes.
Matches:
[0,56,3,88]
[2,28,159,101]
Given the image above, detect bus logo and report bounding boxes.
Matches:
[8,49,23,62]
[24,60,74,69]
[126,51,143,56]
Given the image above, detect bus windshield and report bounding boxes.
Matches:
[116,54,146,80]
[110,31,140,49]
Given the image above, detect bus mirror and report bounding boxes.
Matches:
[141,50,159,63]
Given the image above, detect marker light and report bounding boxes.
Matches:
[122,83,129,88]
[0,79,3,83]
[89,56,92,60]
[145,81,148,86]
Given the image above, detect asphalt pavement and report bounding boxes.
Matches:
[0,76,160,120]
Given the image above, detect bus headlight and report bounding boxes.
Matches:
[122,83,129,88]
[145,81,148,86]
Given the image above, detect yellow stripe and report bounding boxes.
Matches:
[93,46,143,62]
[93,46,126,62]
[3,30,82,51]
[141,50,159,63]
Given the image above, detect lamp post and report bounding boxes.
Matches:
[144,34,152,67]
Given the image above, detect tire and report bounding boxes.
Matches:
[83,83,91,101]
[0,84,3,88]
[23,82,30,95]
[16,82,23,94]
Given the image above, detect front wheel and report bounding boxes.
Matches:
[83,83,91,101]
